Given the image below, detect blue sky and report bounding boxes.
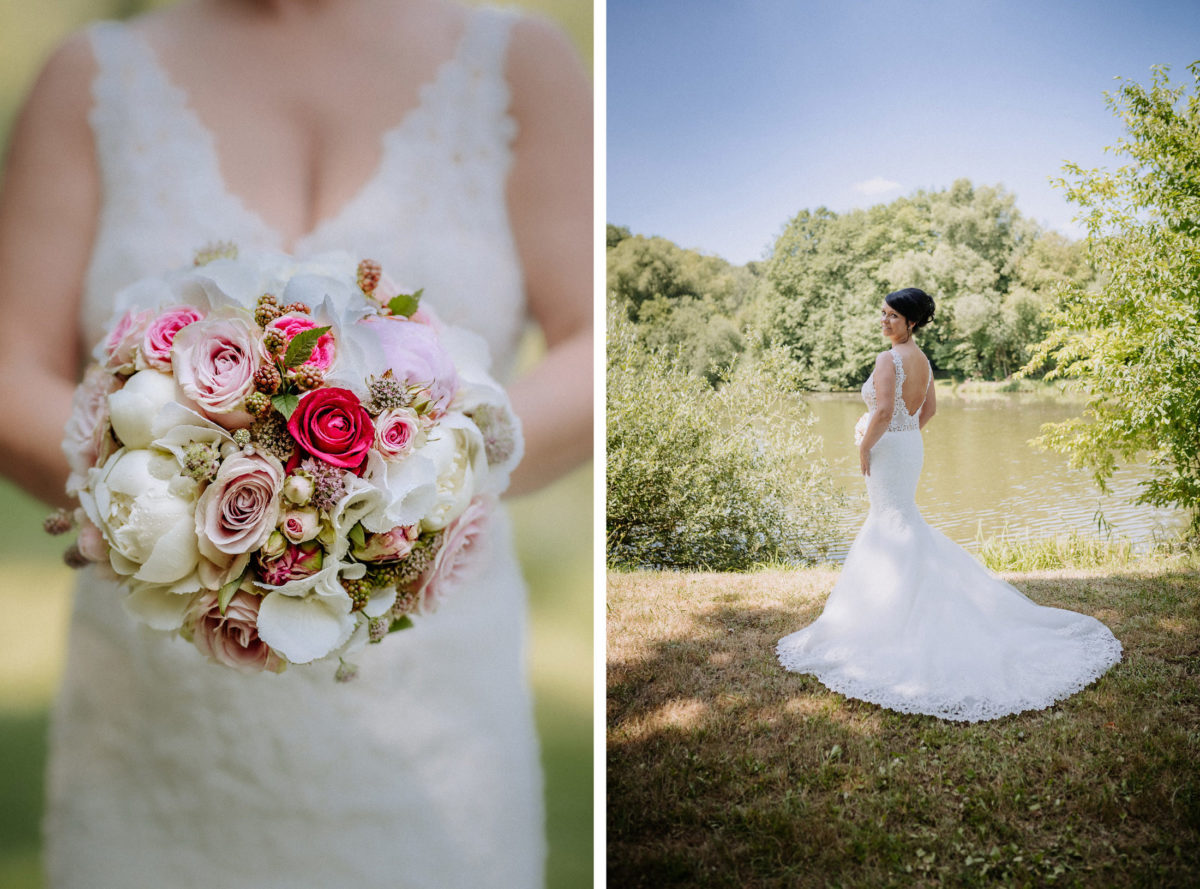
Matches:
[607,0,1200,264]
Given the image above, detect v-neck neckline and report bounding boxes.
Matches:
[122,13,479,254]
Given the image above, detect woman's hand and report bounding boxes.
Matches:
[859,445,871,476]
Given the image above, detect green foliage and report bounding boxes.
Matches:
[762,181,1090,387]
[1024,62,1200,533]
[606,309,840,570]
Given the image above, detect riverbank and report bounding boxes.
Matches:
[607,552,1200,887]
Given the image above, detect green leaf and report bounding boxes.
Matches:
[218,570,246,615]
[389,615,415,633]
[272,392,301,420]
[387,288,423,318]
[283,326,332,368]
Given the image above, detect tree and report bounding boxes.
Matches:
[1023,62,1200,534]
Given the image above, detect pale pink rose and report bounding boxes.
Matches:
[62,366,121,495]
[171,316,263,428]
[373,407,421,459]
[140,305,204,371]
[255,541,324,586]
[417,496,492,612]
[195,452,284,560]
[186,589,283,673]
[353,524,419,562]
[101,308,154,373]
[266,312,335,371]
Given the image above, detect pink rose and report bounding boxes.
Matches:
[140,305,204,371]
[171,316,263,428]
[373,407,421,459]
[417,496,493,612]
[256,541,324,586]
[62,365,121,495]
[101,308,154,373]
[360,316,458,417]
[266,312,335,370]
[287,388,375,472]
[186,589,283,673]
[353,524,419,562]
[195,452,284,560]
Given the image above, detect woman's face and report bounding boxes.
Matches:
[880,301,911,341]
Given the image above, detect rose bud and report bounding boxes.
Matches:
[257,541,324,586]
[281,507,321,544]
[261,530,288,560]
[283,471,315,506]
[352,524,420,562]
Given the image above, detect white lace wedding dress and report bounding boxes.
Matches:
[44,9,545,888]
[776,348,1122,722]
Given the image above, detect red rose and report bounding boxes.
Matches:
[287,387,375,471]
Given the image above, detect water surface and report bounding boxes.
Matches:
[804,390,1187,561]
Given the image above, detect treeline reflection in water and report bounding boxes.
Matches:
[802,391,1188,563]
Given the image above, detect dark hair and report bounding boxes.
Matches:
[885,287,936,330]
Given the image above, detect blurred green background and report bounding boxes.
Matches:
[0,2,594,887]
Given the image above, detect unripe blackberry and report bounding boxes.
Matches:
[282,302,311,315]
[43,508,74,536]
[254,303,282,327]
[253,364,282,394]
[244,391,272,417]
[290,365,324,391]
[63,544,89,569]
[341,576,373,612]
[263,329,286,354]
[357,259,382,295]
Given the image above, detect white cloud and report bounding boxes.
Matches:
[853,177,902,196]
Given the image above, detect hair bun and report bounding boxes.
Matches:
[885,287,936,330]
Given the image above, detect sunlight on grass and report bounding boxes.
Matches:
[0,561,72,712]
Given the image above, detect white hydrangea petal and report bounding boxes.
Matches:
[359,451,439,531]
[363,585,397,619]
[257,591,356,664]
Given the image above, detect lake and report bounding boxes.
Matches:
[804,389,1188,561]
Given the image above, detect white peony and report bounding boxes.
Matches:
[107,370,180,449]
[81,447,201,586]
[414,413,487,532]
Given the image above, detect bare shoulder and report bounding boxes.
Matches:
[506,13,590,117]
[874,350,895,371]
[17,29,97,126]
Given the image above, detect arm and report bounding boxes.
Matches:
[858,352,894,476]
[918,371,937,430]
[502,18,592,496]
[0,34,100,507]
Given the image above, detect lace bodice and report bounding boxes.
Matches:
[860,348,930,434]
[84,8,527,378]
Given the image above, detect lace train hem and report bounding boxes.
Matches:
[776,634,1123,723]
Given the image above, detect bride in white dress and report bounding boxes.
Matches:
[0,1,591,886]
[777,288,1122,723]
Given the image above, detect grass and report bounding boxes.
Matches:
[976,531,1139,573]
[607,555,1200,888]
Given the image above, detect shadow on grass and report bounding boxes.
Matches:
[607,569,1200,889]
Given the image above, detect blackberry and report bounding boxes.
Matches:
[253,364,282,394]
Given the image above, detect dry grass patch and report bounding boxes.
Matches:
[608,558,1200,888]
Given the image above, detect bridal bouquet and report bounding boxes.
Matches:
[49,247,521,677]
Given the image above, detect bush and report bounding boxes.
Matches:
[606,309,840,570]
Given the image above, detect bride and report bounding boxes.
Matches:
[776,287,1122,723]
[0,0,590,886]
